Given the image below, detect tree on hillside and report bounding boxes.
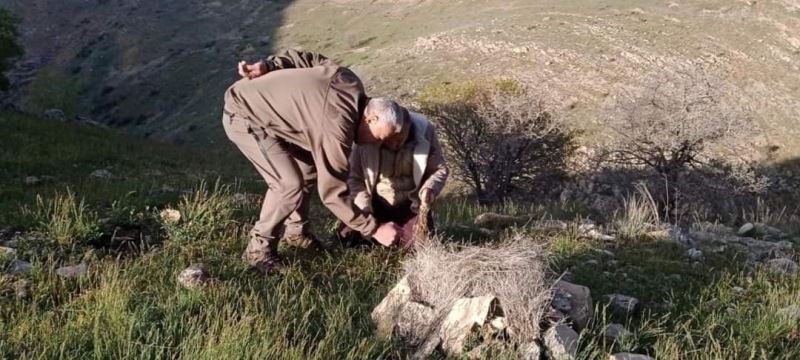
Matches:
[0,7,24,91]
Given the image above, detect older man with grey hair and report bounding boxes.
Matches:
[225,49,407,275]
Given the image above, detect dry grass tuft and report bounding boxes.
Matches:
[403,231,552,345]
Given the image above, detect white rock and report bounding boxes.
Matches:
[395,301,435,346]
[371,276,412,339]
[543,324,579,360]
[604,323,631,342]
[0,246,16,256]
[160,208,182,224]
[766,258,798,276]
[737,223,755,237]
[56,263,88,278]
[474,212,522,229]
[177,263,210,289]
[90,169,113,179]
[609,353,655,360]
[23,176,41,185]
[489,316,507,331]
[8,259,32,274]
[439,296,501,355]
[687,248,703,261]
[552,280,593,330]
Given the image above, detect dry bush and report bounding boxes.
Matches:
[419,80,577,204]
[599,65,769,221]
[402,232,552,347]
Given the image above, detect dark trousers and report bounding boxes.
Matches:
[338,199,432,248]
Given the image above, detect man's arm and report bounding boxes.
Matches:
[239,50,337,79]
[347,144,373,214]
[419,123,449,205]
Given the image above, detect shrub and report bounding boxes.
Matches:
[419,80,577,204]
[0,7,24,91]
[22,190,101,246]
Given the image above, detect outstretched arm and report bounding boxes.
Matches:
[238,49,337,79]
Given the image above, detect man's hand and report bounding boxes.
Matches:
[420,188,436,208]
[373,222,403,247]
[238,61,268,79]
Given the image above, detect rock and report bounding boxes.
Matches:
[439,296,501,355]
[56,263,88,278]
[0,246,16,256]
[7,259,32,274]
[765,258,798,276]
[604,294,640,316]
[14,278,30,299]
[738,223,756,237]
[777,305,800,323]
[609,353,654,360]
[687,248,703,261]
[552,280,593,330]
[520,342,542,360]
[585,259,599,266]
[604,323,631,342]
[474,212,523,229]
[177,263,210,289]
[372,276,413,339]
[489,316,507,331]
[90,169,113,179]
[543,324,579,360]
[533,219,568,232]
[581,226,615,241]
[44,108,66,122]
[731,286,745,294]
[395,301,435,346]
[23,176,41,185]
[160,208,182,224]
[754,223,788,240]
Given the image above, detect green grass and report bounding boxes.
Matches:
[2,113,800,358]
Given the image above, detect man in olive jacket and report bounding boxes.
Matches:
[224,50,403,274]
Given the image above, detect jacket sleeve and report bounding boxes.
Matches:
[420,123,449,196]
[347,144,373,214]
[265,49,338,70]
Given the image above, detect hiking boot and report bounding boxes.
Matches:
[251,253,287,275]
[283,232,336,251]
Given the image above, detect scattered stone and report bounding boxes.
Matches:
[738,223,756,237]
[474,212,523,229]
[439,296,501,355]
[543,324,579,360]
[90,169,113,179]
[23,176,41,185]
[160,208,182,224]
[395,301,435,346]
[0,246,16,256]
[372,276,413,339]
[177,263,210,289]
[552,280,593,330]
[44,108,66,122]
[56,263,88,278]
[489,316,507,331]
[687,248,703,261]
[609,353,654,360]
[520,342,542,360]
[777,305,800,323]
[7,259,32,274]
[14,278,30,299]
[765,258,798,276]
[604,323,631,342]
[604,294,640,316]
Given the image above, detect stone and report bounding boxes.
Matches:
[177,263,210,289]
[160,208,182,224]
[609,353,655,360]
[7,259,32,274]
[44,108,66,122]
[534,219,569,232]
[552,280,593,330]
[738,223,756,237]
[604,294,640,316]
[489,316,507,331]
[687,248,703,261]
[777,305,800,323]
[474,212,523,229]
[754,223,788,240]
[604,323,631,342]
[56,263,88,278]
[765,258,798,276]
[90,169,113,179]
[520,342,542,360]
[395,301,435,346]
[372,276,413,339]
[543,324,579,360]
[0,246,16,256]
[439,296,501,355]
[23,176,41,185]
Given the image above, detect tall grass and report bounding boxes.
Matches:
[21,190,100,246]
[614,184,661,240]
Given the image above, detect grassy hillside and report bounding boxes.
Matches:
[2,113,800,358]
[4,0,800,158]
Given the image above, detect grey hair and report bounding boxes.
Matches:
[365,97,405,134]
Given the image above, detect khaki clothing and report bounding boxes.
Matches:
[348,112,449,214]
[223,50,378,263]
[375,140,417,207]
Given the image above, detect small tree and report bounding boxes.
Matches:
[420,80,576,203]
[0,7,24,91]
